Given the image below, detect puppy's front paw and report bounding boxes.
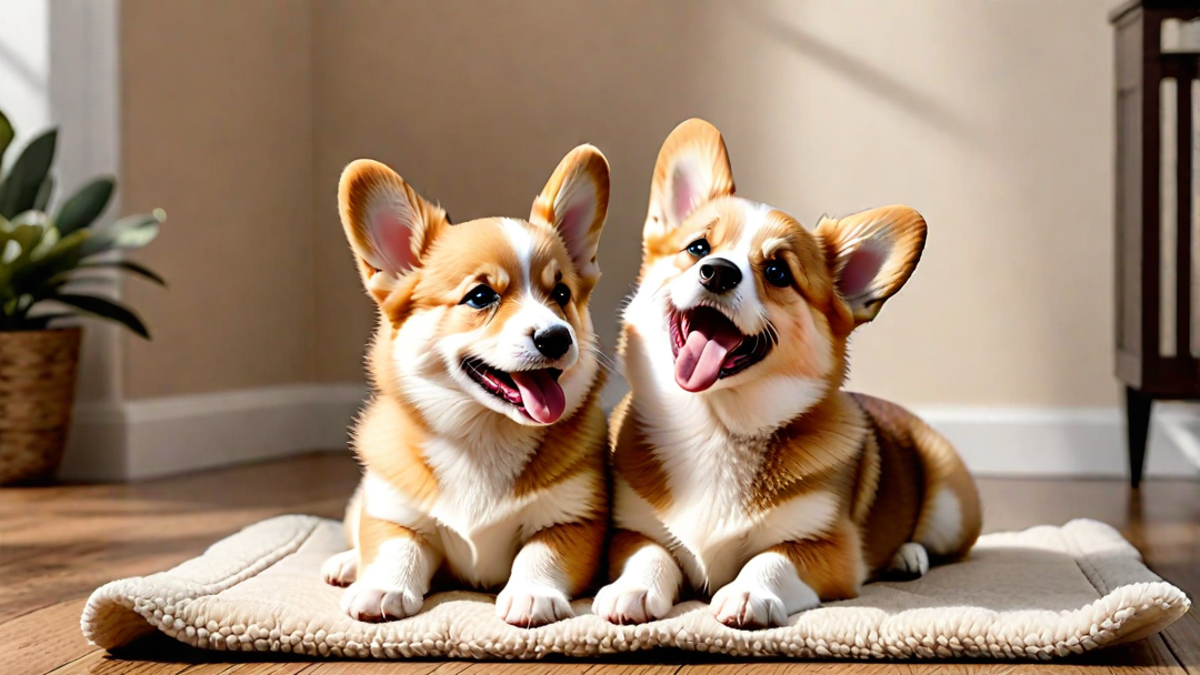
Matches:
[709,581,792,629]
[321,550,358,586]
[495,583,573,628]
[592,580,674,625]
[885,542,930,580]
[341,581,424,622]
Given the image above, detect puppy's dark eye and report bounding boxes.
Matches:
[763,260,792,287]
[551,283,571,307]
[686,238,710,258]
[461,284,499,309]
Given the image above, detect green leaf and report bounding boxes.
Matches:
[56,176,114,235]
[0,111,13,168]
[79,212,161,258]
[53,293,149,338]
[32,175,53,212]
[8,223,46,265]
[74,259,166,286]
[0,129,57,219]
[3,229,89,297]
[29,225,58,260]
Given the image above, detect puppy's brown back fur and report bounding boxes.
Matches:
[853,393,981,564]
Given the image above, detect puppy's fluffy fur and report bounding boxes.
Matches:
[323,147,611,628]
[595,119,982,629]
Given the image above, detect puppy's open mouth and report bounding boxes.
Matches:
[461,357,565,424]
[669,306,775,393]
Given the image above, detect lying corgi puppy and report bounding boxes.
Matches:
[322,146,611,628]
[595,119,981,629]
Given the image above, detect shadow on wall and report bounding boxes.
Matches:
[0,39,45,92]
[732,2,979,147]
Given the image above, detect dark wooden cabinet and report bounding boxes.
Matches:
[1111,0,1200,487]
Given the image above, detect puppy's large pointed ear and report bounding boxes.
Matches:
[815,205,927,325]
[645,118,736,240]
[530,144,610,293]
[338,159,448,303]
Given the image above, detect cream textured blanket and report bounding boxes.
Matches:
[81,515,1189,662]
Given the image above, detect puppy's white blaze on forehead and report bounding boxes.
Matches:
[732,200,775,258]
[500,218,535,289]
[725,200,774,325]
[494,218,578,373]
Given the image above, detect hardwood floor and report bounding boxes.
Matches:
[2,451,1197,674]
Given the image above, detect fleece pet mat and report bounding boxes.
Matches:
[81,515,1190,662]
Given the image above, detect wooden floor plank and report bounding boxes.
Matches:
[678,663,917,674]
[297,661,459,675]
[455,663,595,674]
[1104,635,1187,675]
[583,665,683,675]
[42,650,107,675]
[1160,610,1200,675]
[3,599,97,675]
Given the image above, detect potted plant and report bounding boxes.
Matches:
[0,109,165,485]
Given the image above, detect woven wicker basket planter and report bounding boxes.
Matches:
[0,327,82,485]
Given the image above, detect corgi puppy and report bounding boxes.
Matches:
[322,146,611,628]
[595,119,981,629]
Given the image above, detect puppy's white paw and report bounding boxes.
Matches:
[321,550,358,586]
[495,583,573,628]
[709,581,792,629]
[886,542,930,580]
[341,581,424,622]
[592,580,674,625]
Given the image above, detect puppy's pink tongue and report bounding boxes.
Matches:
[510,370,566,424]
[674,319,743,392]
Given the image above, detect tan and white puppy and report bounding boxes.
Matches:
[595,119,981,629]
[322,146,610,628]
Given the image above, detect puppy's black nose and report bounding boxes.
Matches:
[698,258,742,294]
[533,325,572,360]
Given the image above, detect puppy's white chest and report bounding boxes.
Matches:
[431,494,525,589]
[666,495,757,591]
[363,431,534,590]
[647,420,840,592]
[652,426,765,590]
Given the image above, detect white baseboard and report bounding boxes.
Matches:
[57,382,1200,481]
[60,384,368,481]
[917,404,1200,478]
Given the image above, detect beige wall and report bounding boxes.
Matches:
[121,0,315,398]
[310,0,1116,406]
[120,0,1118,407]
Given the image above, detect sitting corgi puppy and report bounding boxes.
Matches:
[595,119,981,629]
[322,146,611,628]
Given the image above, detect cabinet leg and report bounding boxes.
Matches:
[1125,386,1153,490]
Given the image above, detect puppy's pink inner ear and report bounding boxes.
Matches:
[370,210,416,274]
[670,164,696,225]
[838,241,889,302]
[558,196,596,266]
